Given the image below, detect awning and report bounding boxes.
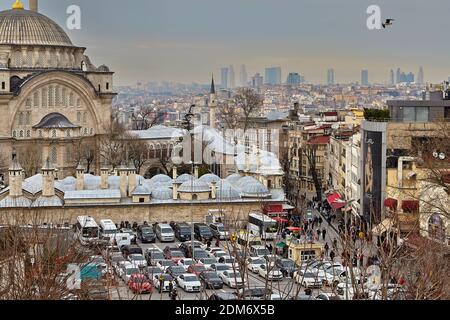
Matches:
[327,192,341,205]
[372,218,396,236]
[287,227,301,232]
[273,217,289,223]
[384,198,398,211]
[283,204,295,210]
[402,200,419,212]
[331,201,346,211]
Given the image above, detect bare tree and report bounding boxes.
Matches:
[218,102,240,130]
[99,116,128,168]
[74,139,96,173]
[131,107,165,131]
[233,88,263,132]
[16,145,42,177]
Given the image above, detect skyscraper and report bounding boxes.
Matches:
[327,68,335,85]
[396,68,401,84]
[265,67,282,85]
[361,69,369,86]
[390,69,395,85]
[228,65,235,89]
[287,72,302,85]
[221,67,229,89]
[240,65,248,87]
[418,66,424,84]
[251,73,264,90]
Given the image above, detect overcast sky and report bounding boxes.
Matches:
[2,0,450,86]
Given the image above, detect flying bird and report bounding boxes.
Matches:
[382,19,395,29]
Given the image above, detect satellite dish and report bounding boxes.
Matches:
[439,153,446,160]
[433,151,439,158]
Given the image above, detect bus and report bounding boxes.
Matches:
[99,219,118,242]
[76,216,99,246]
[248,213,278,240]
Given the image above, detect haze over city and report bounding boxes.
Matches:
[1,0,449,86]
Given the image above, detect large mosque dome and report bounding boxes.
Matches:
[0,8,73,47]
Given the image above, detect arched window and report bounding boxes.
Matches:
[18,112,23,125]
[25,112,31,125]
[26,51,33,67]
[42,88,48,107]
[26,99,31,108]
[38,130,42,138]
[12,131,17,138]
[26,130,31,138]
[83,112,87,124]
[33,92,39,107]
[48,86,54,107]
[66,130,71,137]
[51,146,57,163]
[192,194,198,200]
[66,146,72,162]
[62,88,67,107]
[55,86,61,106]
[19,130,24,138]
[77,112,81,123]
[76,98,81,107]
[84,128,88,135]
[428,213,446,242]
[69,92,74,106]
[52,129,57,138]
[13,51,22,67]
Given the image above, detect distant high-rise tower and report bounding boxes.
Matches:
[228,65,235,89]
[390,69,395,85]
[251,73,264,90]
[287,72,302,85]
[221,67,229,89]
[396,68,401,84]
[418,66,424,84]
[240,65,248,87]
[361,69,369,86]
[265,67,282,85]
[209,75,217,129]
[327,68,335,85]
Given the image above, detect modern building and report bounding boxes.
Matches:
[327,68,335,85]
[390,69,395,85]
[228,65,235,89]
[265,67,282,85]
[0,1,115,180]
[361,69,369,86]
[286,72,302,85]
[221,67,229,89]
[251,73,264,90]
[239,64,248,87]
[417,66,424,85]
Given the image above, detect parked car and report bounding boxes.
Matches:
[257,264,284,281]
[187,264,207,276]
[137,225,156,243]
[247,257,267,273]
[217,256,237,269]
[127,254,147,268]
[208,292,237,300]
[276,258,297,277]
[145,250,165,266]
[194,223,213,242]
[121,245,143,258]
[120,263,140,283]
[146,266,163,278]
[212,250,228,260]
[191,249,210,260]
[199,271,223,289]
[209,263,231,277]
[173,222,192,242]
[236,287,273,300]
[294,271,323,289]
[152,274,176,293]
[209,223,229,240]
[164,249,185,263]
[220,270,245,288]
[179,241,203,257]
[178,258,195,271]
[128,274,152,294]
[120,228,136,243]
[315,293,342,300]
[156,260,176,272]
[249,245,270,257]
[167,265,187,280]
[155,224,175,242]
[205,247,225,257]
[177,274,202,292]
[197,257,217,270]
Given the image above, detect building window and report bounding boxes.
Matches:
[48,86,54,107]
[416,107,429,122]
[38,130,42,138]
[62,88,67,107]
[26,112,31,125]
[19,130,24,138]
[12,131,16,138]
[26,51,33,67]
[55,86,61,106]
[90,128,93,135]
[77,112,81,123]
[42,88,47,107]
[83,112,87,124]
[18,112,23,125]
[52,130,57,138]
[106,83,110,90]
[139,198,145,203]
[26,130,31,138]
[1,82,5,90]
[51,146,57,163]
[84,128,88,135]
[66,130,71,137]
[33,92,39,107]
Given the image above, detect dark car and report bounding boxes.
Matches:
[275,258,297,277]
[145,250,165,265]
[173,223,192,242]
[199,271,223,289]
[194,223,213,242]
[179,241,203,257]
[121,245,143,258]
[191,249,210,260]
[237,287,273,300]
[208,292,237,300]
[166,266,186,280]
[137,225,156,243]
[163,246,186,261]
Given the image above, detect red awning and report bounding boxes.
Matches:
[331,201,346,211]
[273,217,289,223]
[287,227,301,231]
[327,192,341,205]
[264,203,284,214]
[384,198,398,210]
[402,200,419,212]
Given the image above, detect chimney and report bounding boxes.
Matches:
[118,163,128,198]
[8,154,23,197]
[42,158,55,197]
[29,0,38,12]
[100,166,109,189]
[172,181,179,200]
[211,181,217,200]
[172,166,177,180]
[127,161,137,197]
[76,163,84,191]
[194,165,199,179]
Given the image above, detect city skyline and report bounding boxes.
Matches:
[2,0,450,86]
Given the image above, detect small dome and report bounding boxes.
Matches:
[235,176,260,189]
[33,113,79,129]
[149,174,172,184]
[198,173,221,184]
[151,187,172,200]
[107,176,121,190]
[132,185,149,196]
[240,182,270,197]
[97,64,110,72]
[225,173,242,185]
[175,173,193,184]
[62,176,76,185]
[178,179,210,193]
[216,181,241,200]
[84,174,101,190]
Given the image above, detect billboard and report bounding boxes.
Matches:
[362,130,383,225]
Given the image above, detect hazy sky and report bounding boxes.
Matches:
[2,0,450,86]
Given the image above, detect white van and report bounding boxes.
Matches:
[99,219,118,242]
[112,233,132,248]
[155,223,175,242]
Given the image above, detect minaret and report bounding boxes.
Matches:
[8,154,24,197]
[209,75,217,129]
[29,0,38,11]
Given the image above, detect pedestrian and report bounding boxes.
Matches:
[322,228,327,241]
[324,242,329,256]
[215,238,220,247]
[333,238,338,250]
[316,229,321,239]
[168,281,174,297]
[207,239,212,249]
[318,217,323,227]
[359,252,364,268]
[329,250,335,262]
[170,288,178,301]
